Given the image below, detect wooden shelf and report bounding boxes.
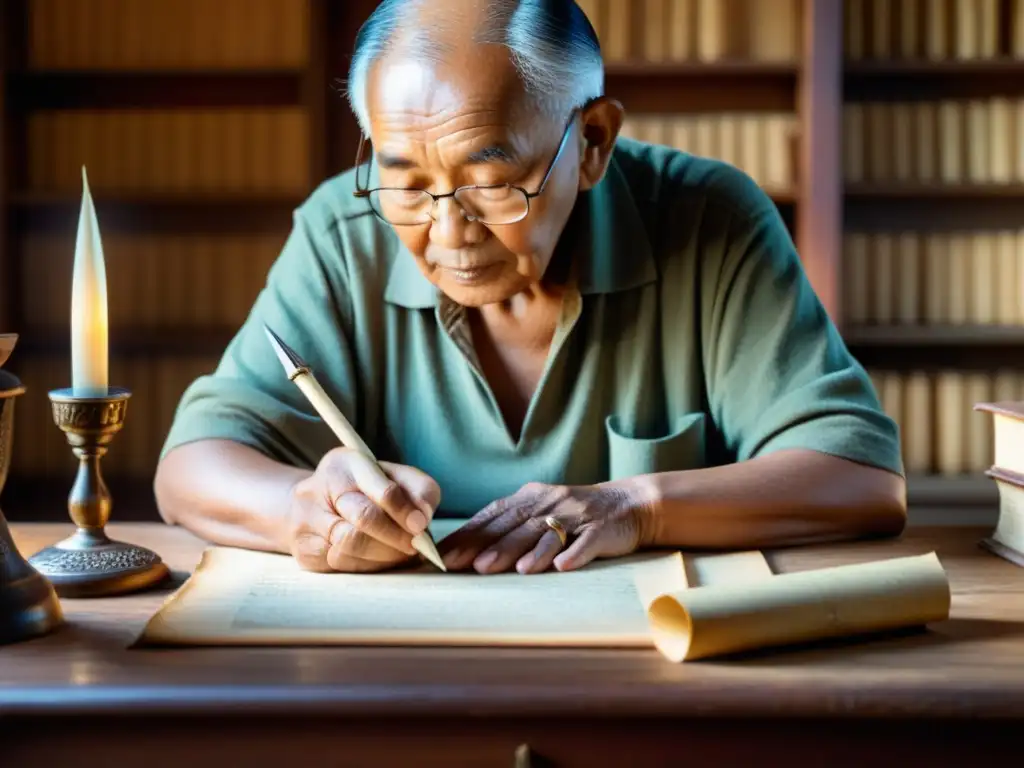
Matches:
[907,474,996,507]
[605,59,797,113]
[844,184,1024,230]
[1,474,160,523]
[605,60,799,76]
[845,58,1024,74]
[10,190,305,206]
[844,58,1024,100]
[10,191,303,234]
[15,328,236,358]
[764,187,799,204]
[844,325,1024,347]
[845,325,1024,369]
[7,69,305,109]
[846,183,1024,199]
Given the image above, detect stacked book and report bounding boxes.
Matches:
[975,402,1024,567]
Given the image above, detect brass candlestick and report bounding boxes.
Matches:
[0,359,64,645]
[27,386,168,598]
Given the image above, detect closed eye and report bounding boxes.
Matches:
[473,185,514,200]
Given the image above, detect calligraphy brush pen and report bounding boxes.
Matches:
[264,324,447,572]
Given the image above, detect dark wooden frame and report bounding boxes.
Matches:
[798,0,843,320]
[0,0,7,336]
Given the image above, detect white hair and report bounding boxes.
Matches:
[345,0,605,136]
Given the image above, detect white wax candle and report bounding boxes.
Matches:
[70,167,109,394]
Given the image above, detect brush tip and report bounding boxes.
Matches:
[263,324,308,378]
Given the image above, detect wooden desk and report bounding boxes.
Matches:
[3,523,1024,767]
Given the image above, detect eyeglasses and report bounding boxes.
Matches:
[353,112,578,226]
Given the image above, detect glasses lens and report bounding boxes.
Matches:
[455,186,528,224]
[369,189,433,225]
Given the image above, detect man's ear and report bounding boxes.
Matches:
[578,97,625,191]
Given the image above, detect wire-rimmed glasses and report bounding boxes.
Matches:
[353,112,578,226]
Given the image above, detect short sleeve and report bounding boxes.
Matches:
[701,190,904,476]
[159,208,357,469]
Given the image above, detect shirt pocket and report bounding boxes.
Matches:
[605,413,707,481]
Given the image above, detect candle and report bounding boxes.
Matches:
[70,167,109,394]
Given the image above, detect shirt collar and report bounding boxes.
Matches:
[383,153,657,309]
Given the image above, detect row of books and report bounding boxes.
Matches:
[29,0,1024,70]
[619,113,798,194]
[844,99,1024,185]
[24,0,803,71]
[27,0,308,69]
[7,354,220,480]
[844,0,1024,60]
[29,100,1024,196]
[19,233,282,333]
[844,231,1024,327]
[27,108,310,194]
[868,367,1019,476]
[578,0,801,63]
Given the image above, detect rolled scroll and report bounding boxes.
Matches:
[647,552,951,662]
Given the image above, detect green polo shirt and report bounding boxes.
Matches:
[161,137,903,516]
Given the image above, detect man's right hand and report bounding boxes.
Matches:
[286,447,441,573]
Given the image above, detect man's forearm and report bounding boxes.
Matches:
[154,439,313,553]
[615,448,907,550]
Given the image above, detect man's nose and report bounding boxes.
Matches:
[429,197,474,249]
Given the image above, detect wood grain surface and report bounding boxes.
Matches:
[2,521,1023,718]
[3,521,1024,766]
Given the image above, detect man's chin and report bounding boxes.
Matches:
[439,277,522,307]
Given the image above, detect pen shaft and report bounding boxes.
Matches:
[295,371,375,459]
[292,371,446,571]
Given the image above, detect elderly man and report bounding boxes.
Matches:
[154,0,906,576]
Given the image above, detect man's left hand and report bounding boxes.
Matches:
[438,482,656,574]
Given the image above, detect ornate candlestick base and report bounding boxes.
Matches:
[0,507,65,644]
[27,387,168,598]
[1,366,64,644]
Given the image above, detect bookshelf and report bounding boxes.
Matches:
[0,0,374,519]
[0,0,1010,520]
[841,0,1024,511]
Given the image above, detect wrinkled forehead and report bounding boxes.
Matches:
[364,45,539,145]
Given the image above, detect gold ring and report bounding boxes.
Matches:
[544,516,568,548]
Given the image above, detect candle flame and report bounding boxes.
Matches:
[70,166,109,394]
